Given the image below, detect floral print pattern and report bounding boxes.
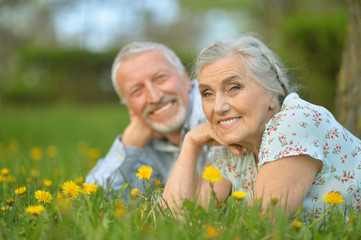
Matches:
[209,93,361,225]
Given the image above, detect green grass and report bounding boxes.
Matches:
[0,103,129,179]
[0,104,361,240]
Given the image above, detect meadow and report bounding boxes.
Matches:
[1,103,361,240]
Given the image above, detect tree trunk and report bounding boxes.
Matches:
[335,0,361,138]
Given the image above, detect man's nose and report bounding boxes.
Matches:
[146,81,163,103]
[214,94,230,114]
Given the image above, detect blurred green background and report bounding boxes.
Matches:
[0,0,347,177]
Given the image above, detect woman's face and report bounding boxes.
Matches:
[198,54,275,149]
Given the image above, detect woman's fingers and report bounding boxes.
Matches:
[228,144,248,158]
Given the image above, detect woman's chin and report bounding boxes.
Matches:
[220,137,241,146]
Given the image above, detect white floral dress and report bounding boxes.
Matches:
[209,93,361,225]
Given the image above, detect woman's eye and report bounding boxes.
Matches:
[229,85,240,91]
[202,91,212,97]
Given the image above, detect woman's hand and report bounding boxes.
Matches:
[186,122,247,157]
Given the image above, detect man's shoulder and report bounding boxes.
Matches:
[188,79,207,128]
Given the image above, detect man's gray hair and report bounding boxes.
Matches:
[111,41,185,104]
[195,35,293,113]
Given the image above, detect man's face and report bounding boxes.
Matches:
[116,50,191,134]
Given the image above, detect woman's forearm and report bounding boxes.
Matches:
[162,135,203,210]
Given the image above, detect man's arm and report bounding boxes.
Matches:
[85,109,164,191]
[85,136,146,193]
[122,110,163,147]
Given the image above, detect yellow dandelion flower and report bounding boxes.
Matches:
[30,169,40,177]
[25,205,46,215]
[117,202,125,208]
[136,165,152,181]
[8,139,19,156]
[1,168,9,175]
[271,197,279,203]
[154,179,161,187]
[323,191,344,206]
[5,174,15,183]
[80,183,98,195]
[99,210,104,218]
[89,183,98,192]
[29,146,43,161]
[77,141,89,156]
[44,180,53,187]
[46,145,57,158]
[75,176,84,185]
[26,177,32,183]
[88,148,101,160]
[15,186,26,195]
[114,208,125,217]
[232,191,248,200]
[293,220,302,229]
[202,165,223,183]
[1,206,9,211]
[62,180,80,198]
[205,225,219,238]
[57,191,65,199]
[1,175,15,183]
[6,198,14,205]
[349,216,355,222]
[131,188,139,198]
[34,190,53,203]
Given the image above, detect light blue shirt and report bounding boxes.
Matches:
[85,80,208,199]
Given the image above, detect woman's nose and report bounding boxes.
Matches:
[214,94,230,115]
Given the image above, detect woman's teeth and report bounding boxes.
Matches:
[219,117,240,125]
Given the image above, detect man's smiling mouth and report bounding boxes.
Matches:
[153,102,173,115]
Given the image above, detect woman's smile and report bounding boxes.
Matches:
[218,117,241,129]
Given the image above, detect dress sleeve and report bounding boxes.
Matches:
[258,106,331,168]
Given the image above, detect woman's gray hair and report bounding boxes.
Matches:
[196,35,292,113]
[111,41,185,104]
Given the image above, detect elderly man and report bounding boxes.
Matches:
[85,41,208,199]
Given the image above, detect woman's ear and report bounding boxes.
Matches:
[269,96,277,111]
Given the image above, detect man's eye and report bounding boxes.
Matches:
[156,74,167,81]
[131,88,142,96]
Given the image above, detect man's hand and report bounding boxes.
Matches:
[122,111,163,148]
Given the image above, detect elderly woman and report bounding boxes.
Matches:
[162,35,361,225]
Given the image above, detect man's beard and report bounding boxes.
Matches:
[143,95,187,134]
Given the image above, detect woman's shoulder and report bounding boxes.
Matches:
[260,93,337,165]
[282,93,332,116]
[267,93,335,131]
